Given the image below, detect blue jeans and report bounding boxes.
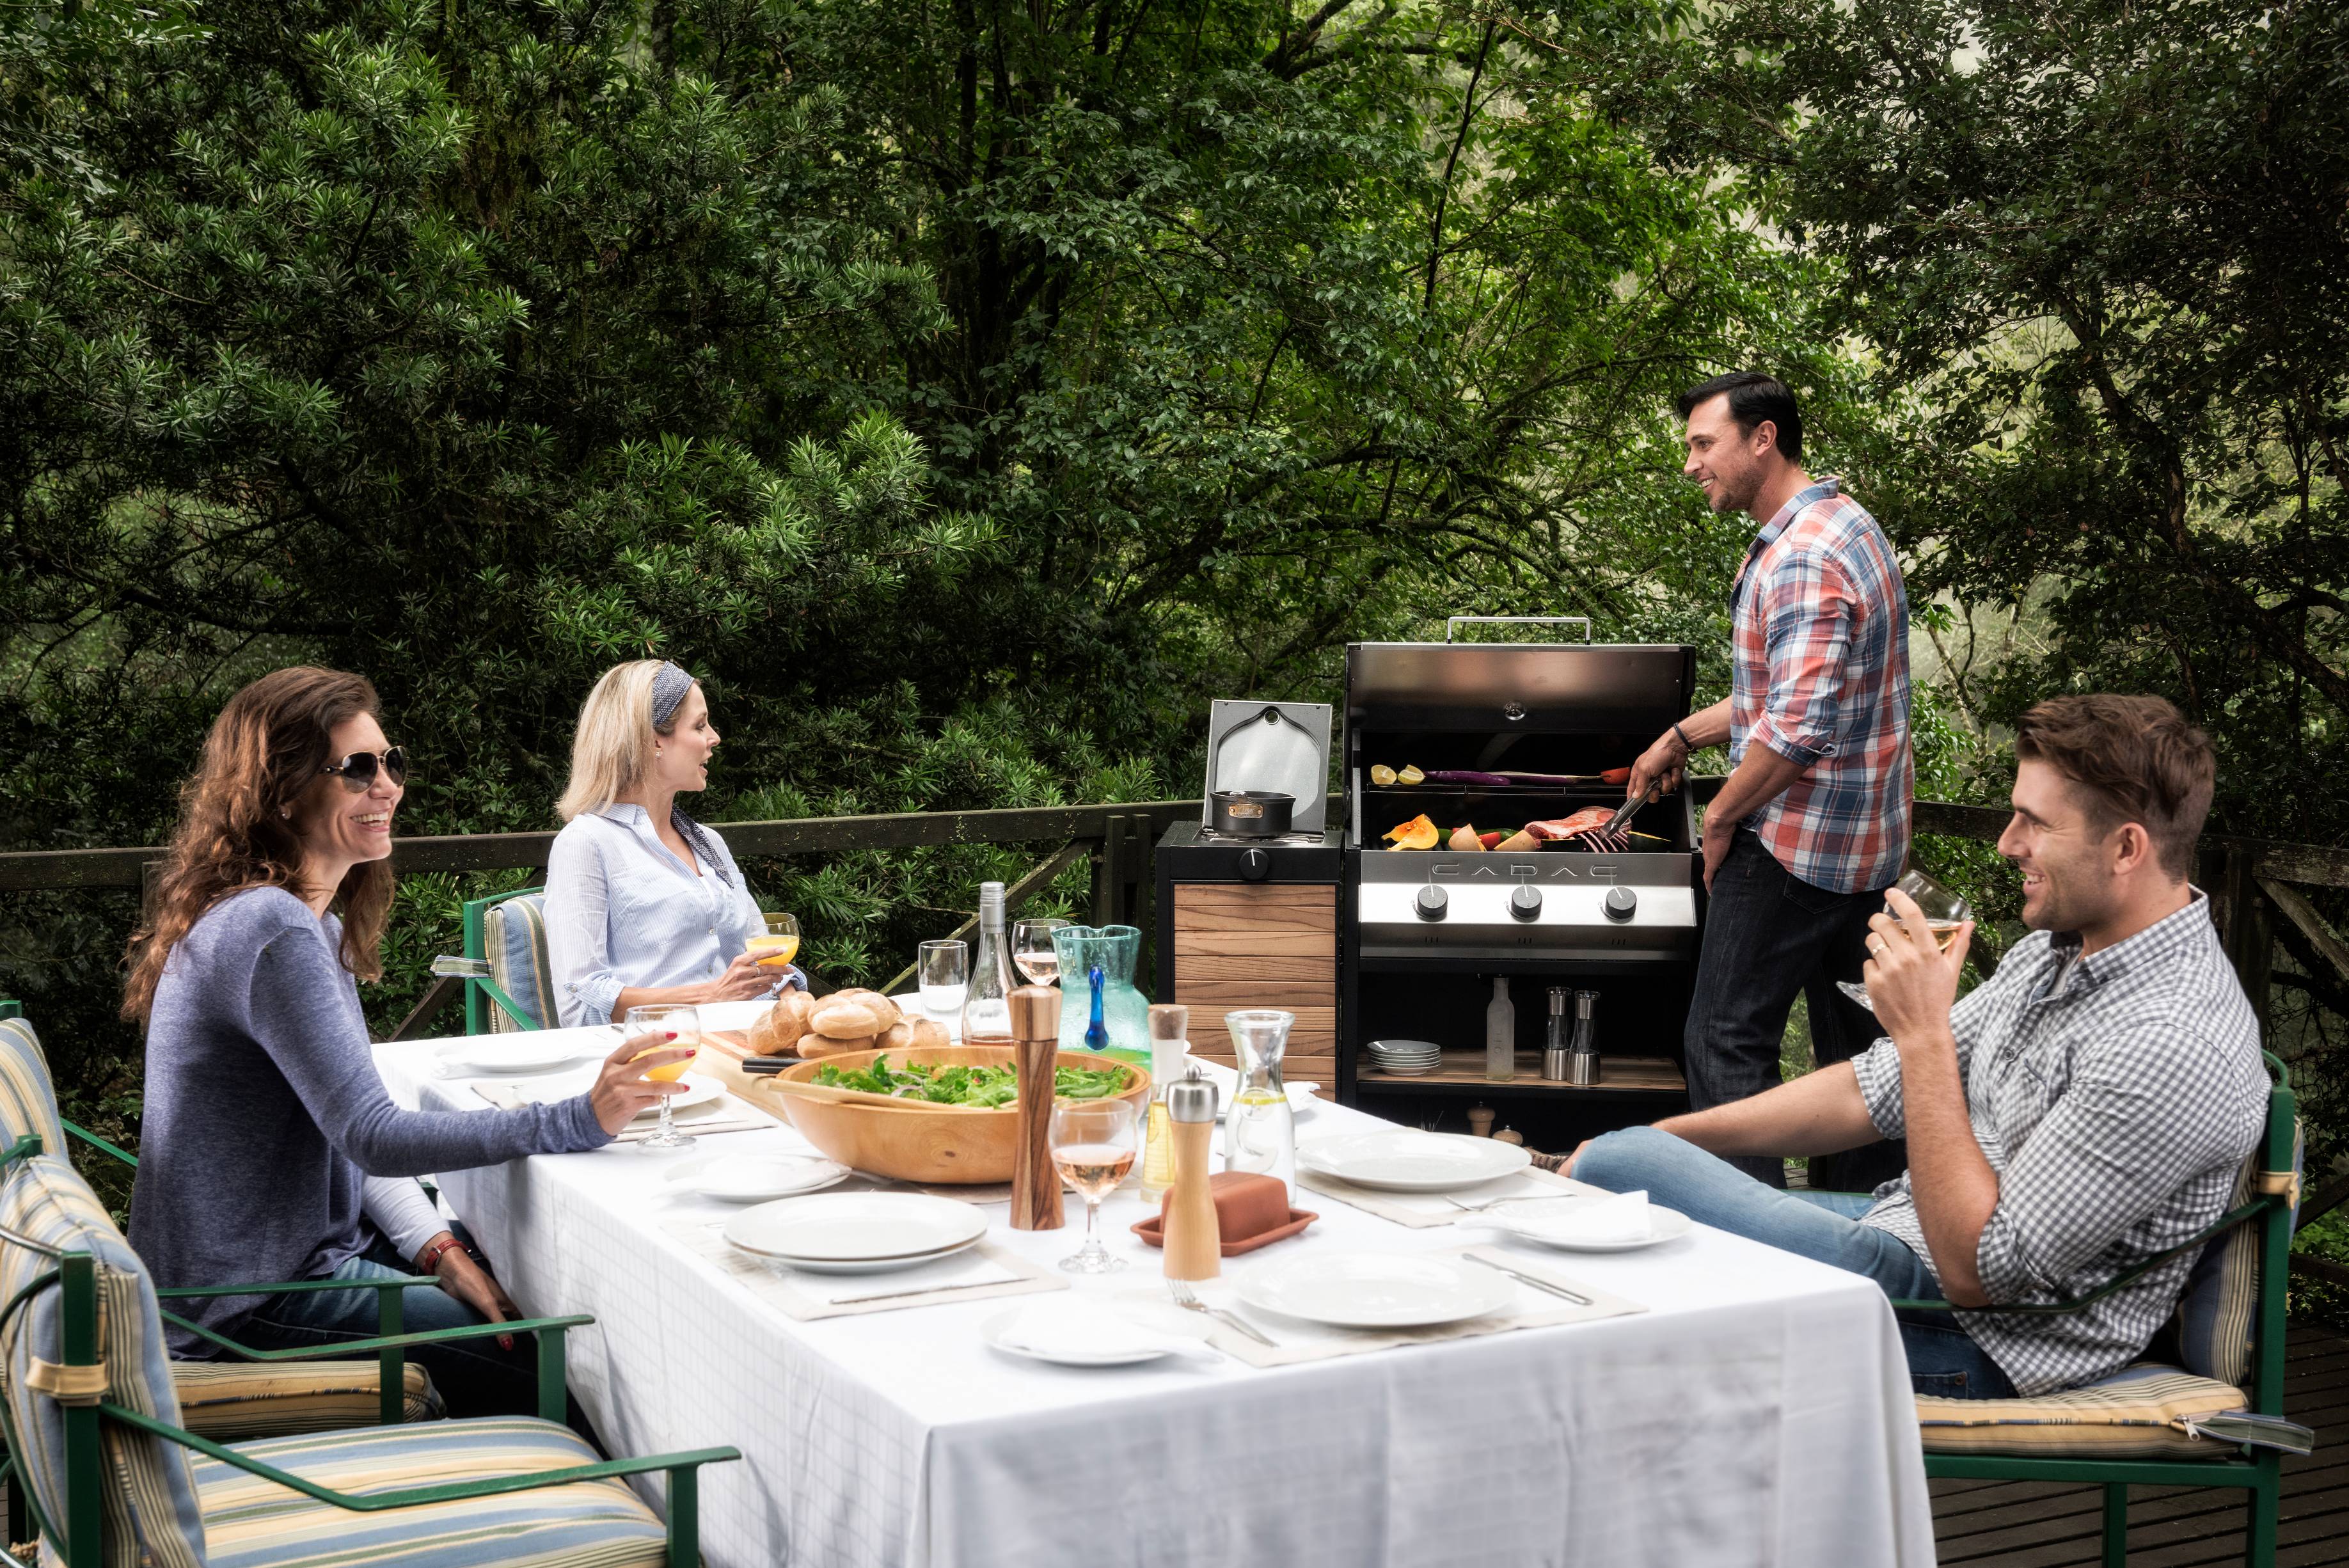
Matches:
[229,1233,566,1423]
[1686,830,1906,1193]
[1578,1125,2018,1400]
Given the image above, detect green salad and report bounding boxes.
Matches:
[810,1054,1129,1107]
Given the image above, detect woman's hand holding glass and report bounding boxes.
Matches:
[703,950,782,1004]
[589,1031,693,1136]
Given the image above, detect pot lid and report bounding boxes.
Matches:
[1203,701,1331,832]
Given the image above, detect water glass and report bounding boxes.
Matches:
[917,940,969,1033]
[617,1002,700,1152]
[1050,1097,1139,1274]
[1839,869,1975,1012]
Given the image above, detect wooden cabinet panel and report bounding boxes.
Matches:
[1189,1051,1338,1098]
[1173,885,1336,960]
[1173,976,1334,1010]
[1172,995,1334,1052]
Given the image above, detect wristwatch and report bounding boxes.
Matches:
[416,1235,464,1274]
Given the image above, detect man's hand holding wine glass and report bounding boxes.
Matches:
[1863,887,1973,1045]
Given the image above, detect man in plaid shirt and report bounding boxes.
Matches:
[1627,373,1913,1191]
[1569,697,2266,1398]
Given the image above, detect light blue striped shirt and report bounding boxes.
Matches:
[542,804,792,1028]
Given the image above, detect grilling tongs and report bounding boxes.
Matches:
[1583,779,1658,854]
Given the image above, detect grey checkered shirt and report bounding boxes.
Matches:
[1849,891,2266,1396]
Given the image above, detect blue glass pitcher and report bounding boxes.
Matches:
[1048,924,1150,1067]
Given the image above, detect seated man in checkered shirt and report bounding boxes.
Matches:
[1565,695,2268,1399]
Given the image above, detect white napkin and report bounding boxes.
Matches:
[1500,1189,1651,1244]
[993,1300,1207,1360]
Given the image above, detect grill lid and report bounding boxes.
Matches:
[1347,640,1696,736]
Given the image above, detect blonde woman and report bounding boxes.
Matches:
[544,660,805,1027]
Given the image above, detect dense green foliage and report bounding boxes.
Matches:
[0,0,2341,1214]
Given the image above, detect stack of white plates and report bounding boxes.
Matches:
[723,1192,988,1275]
[1364,1039,1442,1075]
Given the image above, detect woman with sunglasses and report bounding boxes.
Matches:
[124,667,690,1418]
[542,659,805,1028]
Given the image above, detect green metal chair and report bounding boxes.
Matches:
[1889,1051,2309,1567]
[0,1133,738,1567]
[429,888,552,1034]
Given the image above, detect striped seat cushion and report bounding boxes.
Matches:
[483,896,552,1033]
[171,1362,441,1441]
[194,1416,666,1568]
[0,1016,67,1159]
[2173,1120,2302,1388]
[1917,1362,2248,1458]
[0,1155,207,1568]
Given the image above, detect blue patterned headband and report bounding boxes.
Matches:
[649,661,695,730]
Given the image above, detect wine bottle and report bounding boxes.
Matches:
[962,882,1015,1043]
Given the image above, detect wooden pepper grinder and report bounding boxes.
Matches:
[1008,985,1064,1231]
[1162,1065,1222,1280]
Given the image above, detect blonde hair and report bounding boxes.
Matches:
[557,660,678,823]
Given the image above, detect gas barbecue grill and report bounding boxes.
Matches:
[1340,618,1703,1141]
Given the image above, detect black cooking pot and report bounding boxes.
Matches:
[1209,790,1295,837]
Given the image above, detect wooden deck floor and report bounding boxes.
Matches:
[1933,1322,2349,1565]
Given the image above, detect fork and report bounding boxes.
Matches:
[1167,1278,1277,1348]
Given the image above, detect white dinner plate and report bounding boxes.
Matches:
[539,1067,727,1119]
[1238,1251,1517,1329]
[980,1304,1187,1367]
[766,1237,985,1275]
[724,1192,988,1266]
[1487,1203,1693,1253]
[663,1153,850,1203]
[441,1036,583,1076]
[1299,1130,1533,1192]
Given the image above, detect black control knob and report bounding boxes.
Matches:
[1508,885,1542,921]
[1238,848,1271,882]
[1603,885,1638,923]
[1414,885,1449,921]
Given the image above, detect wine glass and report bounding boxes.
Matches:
[1838,869,1975,1011]
[1013,918,1069,986]
[618,1002,700,1151]
[748,911,800,969]
[1050,1098,1139,1274]
[917,940,969,1033]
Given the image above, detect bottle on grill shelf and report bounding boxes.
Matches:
[1485,976,1515,1081]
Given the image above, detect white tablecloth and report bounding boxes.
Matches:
[376,1005,1935,1568]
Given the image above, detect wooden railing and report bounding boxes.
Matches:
[6,786,2348,1263]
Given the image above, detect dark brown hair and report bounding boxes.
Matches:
[2014,694,2215,880]
[1674,372,1804,463]
[122,667,396,1024]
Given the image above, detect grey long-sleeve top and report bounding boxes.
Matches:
[129,886,610,1352]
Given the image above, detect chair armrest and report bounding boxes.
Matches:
[61,1120,136,1170]
[99,1400,739,1512]
[157,1274,439,1299]
[477,977,544,1031]
[159,1309,594,1361]
[1890,1198,2276,1316]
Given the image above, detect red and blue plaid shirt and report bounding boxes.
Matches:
[1727,477,1912,893]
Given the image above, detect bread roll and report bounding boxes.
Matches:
[797,1031,874,1059]
[748,991,811,1055]
[809,1001,882,1039]
[830,988,903,1029]
[906,1016,950,1051]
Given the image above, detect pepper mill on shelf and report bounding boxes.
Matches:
[1162,1066,1222,1280]
[1008,985,1064,1231]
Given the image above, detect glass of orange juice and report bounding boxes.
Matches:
[748,912,800,969]
[621,1002,700,1151]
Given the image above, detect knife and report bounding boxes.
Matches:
[1464,1251,1592,1306]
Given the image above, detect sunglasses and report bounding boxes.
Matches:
[321,746,409,791]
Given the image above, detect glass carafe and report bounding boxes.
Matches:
[1222,1009,1297,1200]
[1049,925,1150,1066]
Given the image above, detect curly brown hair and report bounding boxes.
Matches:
[122,667,397,1024]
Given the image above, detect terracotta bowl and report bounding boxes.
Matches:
[747,1044,1152,1185]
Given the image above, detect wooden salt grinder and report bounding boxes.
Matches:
[1007,985,1064,1231]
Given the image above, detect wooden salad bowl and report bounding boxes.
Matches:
[744,1043,1152,1185]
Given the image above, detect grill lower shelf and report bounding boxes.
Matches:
[1354,1050,1685,1095]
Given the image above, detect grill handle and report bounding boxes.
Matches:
[1443,615,1593,644]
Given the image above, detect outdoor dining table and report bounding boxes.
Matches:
[374,1001,1936,1567]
